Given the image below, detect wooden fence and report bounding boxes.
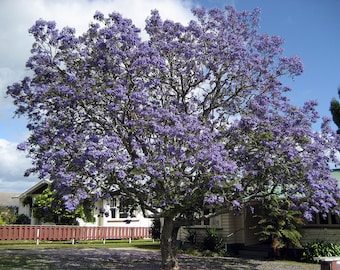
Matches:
[0,225,150,241]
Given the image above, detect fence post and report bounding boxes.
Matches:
[36,228,39,245]
[72,227,75,245]
[103,227,106,244]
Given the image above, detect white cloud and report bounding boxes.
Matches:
[0,138,38,192]
[0,0,194,105]
[0,0,194,109]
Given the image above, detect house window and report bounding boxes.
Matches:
[319,213,329,225]
[307,213,340,226]
[119,199,130,219]
[110,198,117,219]
[194,208,221,227]
[110,208,116,218]
[203,209,211,225]
[331,214,340,225]
[107,197,136,219]
[110,198,117,208]
[307,214,316,224]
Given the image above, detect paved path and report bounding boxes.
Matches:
[0,248,320,269]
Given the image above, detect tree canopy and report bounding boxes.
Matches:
[7,6,340,269]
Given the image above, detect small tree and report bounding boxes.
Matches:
[252,196,304,257]
[33,186,92,225]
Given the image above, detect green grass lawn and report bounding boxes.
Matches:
[0,240,161,269]
[0,239,160,250]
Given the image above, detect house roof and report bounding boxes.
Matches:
[0,192,20,207]
[18,179,52,199]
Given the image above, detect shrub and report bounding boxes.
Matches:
[0,216,6,225]
[202,228,225,255]
[302,241,340,263]
[14,214,31,224]
[0,206,18,224]
[185,228,197,245]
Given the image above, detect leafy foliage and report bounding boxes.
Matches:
[202,228,226,256]
[14,214,31,224]
[7,5,340,269]
[32,186,93,225]
[0,216,5,225]
[252,197,304,252]
[0,206,18,224]
[302,241,340,263]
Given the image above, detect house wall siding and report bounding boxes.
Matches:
[177,212,246,245]
[220,212,244,244]
[301,227,340,245]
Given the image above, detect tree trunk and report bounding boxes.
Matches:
[160,217,180,270]
[272,236,281,258]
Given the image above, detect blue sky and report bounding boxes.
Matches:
[261,1,339,114]
[0,0,339,192]
[208,0,340,125]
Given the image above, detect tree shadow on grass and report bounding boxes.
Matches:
[177,255,261,270]
[133,243,160,250]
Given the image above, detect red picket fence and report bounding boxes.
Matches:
[0,225,150,241]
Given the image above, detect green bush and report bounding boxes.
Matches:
[185,228,197,245]
[14,214,31,224]
[202,228,225,255]
[0,216,6,225]
[302,241,340,263]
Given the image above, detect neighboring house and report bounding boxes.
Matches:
[18,180,152,228]
[0,192,20,208]
[300,169,340,245]
[178,169,340,250]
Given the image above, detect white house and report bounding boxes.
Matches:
[17,179,152,228]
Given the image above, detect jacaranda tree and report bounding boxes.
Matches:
[7,6,340,269]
